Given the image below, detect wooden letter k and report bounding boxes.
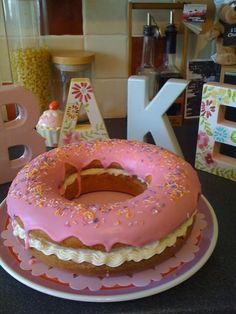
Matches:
[127,76,189,157]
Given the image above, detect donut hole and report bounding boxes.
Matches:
[62,161,148,201]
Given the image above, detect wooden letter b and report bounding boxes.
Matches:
[0,86,45,184]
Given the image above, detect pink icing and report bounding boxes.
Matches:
[77,191,132,204]
[6,139,201,251]
[37,109,63,128]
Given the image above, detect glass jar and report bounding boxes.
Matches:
[2,0,52,113]
[52,50,95,120]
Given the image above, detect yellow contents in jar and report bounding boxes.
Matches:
[10,47,52,113]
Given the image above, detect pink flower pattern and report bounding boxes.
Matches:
[72,82,93,103]
[197,131,209,150]
[200,99,215,118]
[203,152,216,168]
[62,131,82,145]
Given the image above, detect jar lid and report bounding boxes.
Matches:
[52,50,95,65]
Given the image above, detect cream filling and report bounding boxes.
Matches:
[65,168,146,184]
[81,168,136,177]
[12,212,196,267]
[60,168,147,196]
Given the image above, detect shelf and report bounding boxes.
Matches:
[130,2,184,10]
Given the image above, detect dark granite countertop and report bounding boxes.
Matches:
[0,118,235,314]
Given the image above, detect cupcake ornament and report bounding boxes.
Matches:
[36,100,64,147]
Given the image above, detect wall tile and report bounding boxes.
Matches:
[40,0,83,35]
[93,78,127,118]
[84,35,128,79]
[188,33,213,60]
[83,0,127,35]
[43,35,84,52]
[175,34,184,70]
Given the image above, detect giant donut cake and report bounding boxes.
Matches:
[7,139,201,276]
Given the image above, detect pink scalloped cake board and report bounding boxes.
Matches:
[0,199,209,292]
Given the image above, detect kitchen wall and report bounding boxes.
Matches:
[0,0,214,119]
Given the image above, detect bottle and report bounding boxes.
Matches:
[136,13,160,100]
[2,0,52,113]
[157,11,181,116]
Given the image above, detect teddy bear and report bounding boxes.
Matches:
[205,1,236,65]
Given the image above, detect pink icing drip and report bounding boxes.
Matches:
[6,139,201,251]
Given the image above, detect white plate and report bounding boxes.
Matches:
[0,195,218,302]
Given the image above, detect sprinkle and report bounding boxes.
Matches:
[152,207,159,214]
[36,200,45,207]
[114,219,121,226]
[125,208,133,219]
[89,204,100,212]
[55,208,61,216]
[82,211,95,224]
